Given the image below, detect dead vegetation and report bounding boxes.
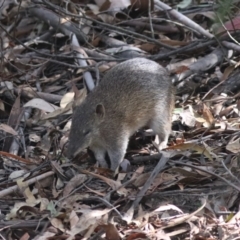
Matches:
[1,0,240,239]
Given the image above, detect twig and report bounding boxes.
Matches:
[87,197,124,219]
[131,153,162,165]
[221,157,240,184]
[151,41,200,60]
[119,18,179,33]
[144,187,231,199]
[170,161,240,192]
[28,7,87,43]
[133,153,168,208]
[148,0,154,39]
[222,41,240,52]
[122,154,168,222]
[41,0,175,50]
[0,171,54,197]
[71,34,95,91]
[104,178,135,201]
[154,0,213,38]
[161,199,207,229]
[175,47,227,82]
[15,89,62,103]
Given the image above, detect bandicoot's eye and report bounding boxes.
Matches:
[83,130,91,136]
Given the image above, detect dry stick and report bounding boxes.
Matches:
[204,92,240,103]
[148,0,154,39]
[0,171,54,198]
[55,177,92,208]
[0,24,63,62]
[137,18,200,35]
[154,0,213,39]
[20,60,48,82]
[0,23,115,63]
[133,153,168,208]
[0,30,115,63]
[3,23,118,65]
[145,187,231,199]
[4,94,22,126]
[41,0,175,50]
[151,41,200,60]
[0,233,6,240]
[0,220,48,230]
[176,47,227,82]
[28,7,95,91]
[119,19,179,34]
[171,161,240,192]
[29,8,94,91]
[100,35,127,48]
[28,7,87,43]
[131,153,162,165]
[216,10,240,46]
[222,40,240,53]
[0,16,227,66]
[152,31,240,60]
[15,89,62,103]
[87,197,123,219]
[133,153,240,192]
[28,56,80,68]
[88,21,175,49]
[162,33,240,60]
[71,34,95,91]
[123,154,168,221]
[9,108,31,156]
[104,178,136,202]
[161,199,207,230]
[221,158,240,185]
[201,61,235,100]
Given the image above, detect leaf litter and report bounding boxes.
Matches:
[1,0,240,239]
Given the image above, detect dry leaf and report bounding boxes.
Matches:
[0,123,18,136]
[69,208,112,236]
[226,136,240,153]
[101,223,121,240]
[60,92,75,108]
[51,218,65,232]
[94,0,131,12]
[63,174,88,196]
[24,98,59,112]
[81,170,129,196]
[19,232,30,240]
[168,143,213,161]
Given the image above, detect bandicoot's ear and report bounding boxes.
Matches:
[95,103,105,119]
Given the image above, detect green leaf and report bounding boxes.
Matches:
[47,201,58,217]
[177,0,192,9]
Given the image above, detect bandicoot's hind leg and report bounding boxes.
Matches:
[154,134,169,150]
[150,115,171,150]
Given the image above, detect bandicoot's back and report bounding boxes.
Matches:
[68,58,174,172]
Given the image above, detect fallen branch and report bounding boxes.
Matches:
[154,0,213,38]
[0,171,55,198]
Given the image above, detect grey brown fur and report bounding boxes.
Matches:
[68,58,174,171]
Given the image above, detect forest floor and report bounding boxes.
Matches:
[1,0,240,239]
